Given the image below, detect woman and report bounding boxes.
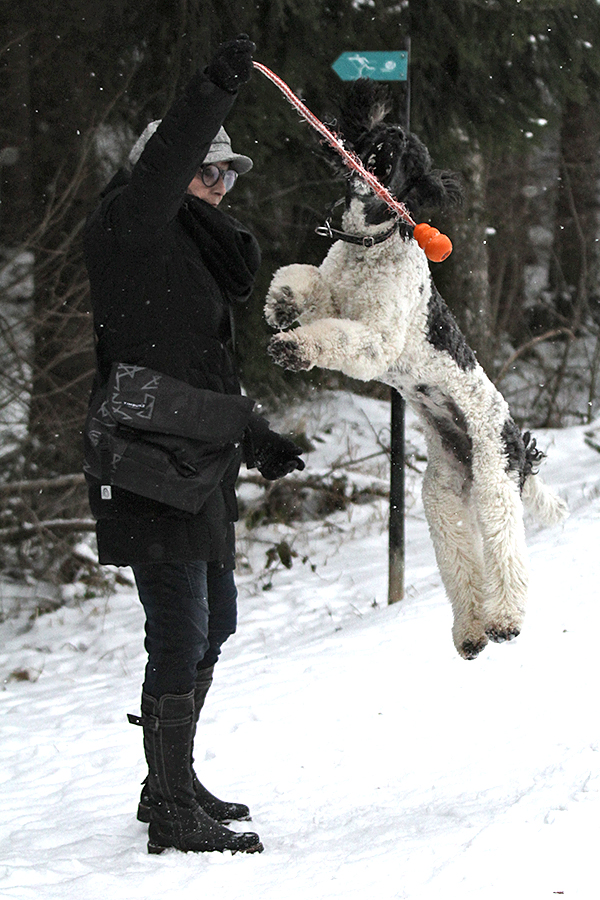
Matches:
[83,36,303,855]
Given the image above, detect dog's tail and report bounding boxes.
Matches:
[522,473,568,526]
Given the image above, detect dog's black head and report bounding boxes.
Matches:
[325,80,462,229]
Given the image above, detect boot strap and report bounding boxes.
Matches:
[127,711,193,730]
[128,712,147,727]
[128,712,160,730]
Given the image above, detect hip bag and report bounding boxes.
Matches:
[83,363,254,513]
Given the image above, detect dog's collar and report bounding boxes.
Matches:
[315,219,399,248]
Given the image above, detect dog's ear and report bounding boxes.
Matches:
[408,169,464,212]
[401,134,464,211]
[438,170,464,208]
[401,133,433,188]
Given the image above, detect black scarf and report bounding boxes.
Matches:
[179,196,261,303]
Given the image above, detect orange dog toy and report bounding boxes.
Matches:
[412,224,453,263]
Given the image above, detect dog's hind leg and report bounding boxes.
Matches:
[421,441,488,660]
[471,459,529,644]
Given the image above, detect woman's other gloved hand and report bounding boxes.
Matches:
[255,431,306,480]
[206,35,256,93]
[244,415,305,481]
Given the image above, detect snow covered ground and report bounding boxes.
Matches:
[1,390,599,899]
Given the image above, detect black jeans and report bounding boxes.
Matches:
[132,561,237,698]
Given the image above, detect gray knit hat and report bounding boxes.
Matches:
[128,122,253,173]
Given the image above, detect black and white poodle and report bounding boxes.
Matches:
[265,80,567,660]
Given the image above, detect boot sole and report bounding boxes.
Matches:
[148,839,264,855]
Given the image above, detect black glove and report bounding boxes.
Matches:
[245,415,305,481]
[206,34,256,93]
[256,432,306,480]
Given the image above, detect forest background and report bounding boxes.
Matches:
[1,0,600,590]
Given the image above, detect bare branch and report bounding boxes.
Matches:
[495,328,575,383]
[0,473,86,497]
[0,518,95,542]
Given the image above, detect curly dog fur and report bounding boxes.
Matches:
[265,80,567,660]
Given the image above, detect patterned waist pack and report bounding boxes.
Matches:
[83,363,254,513]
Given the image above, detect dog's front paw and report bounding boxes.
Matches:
[268,333,312,372]
[265,285,303,330]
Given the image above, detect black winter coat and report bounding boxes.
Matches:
[83,70,261,568]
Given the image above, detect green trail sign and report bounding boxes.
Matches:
[332,51,408,82]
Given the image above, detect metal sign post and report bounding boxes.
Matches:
[388,389,406,604]
[332,44,410,606]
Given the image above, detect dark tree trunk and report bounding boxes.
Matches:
[434,145,495,376]
[548,99,600,328]
[486,150,533,348]
[0,14,34,245]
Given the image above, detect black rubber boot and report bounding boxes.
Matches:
[134,691,263,855]
[136,666,251,824]
[190,667,252,822]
